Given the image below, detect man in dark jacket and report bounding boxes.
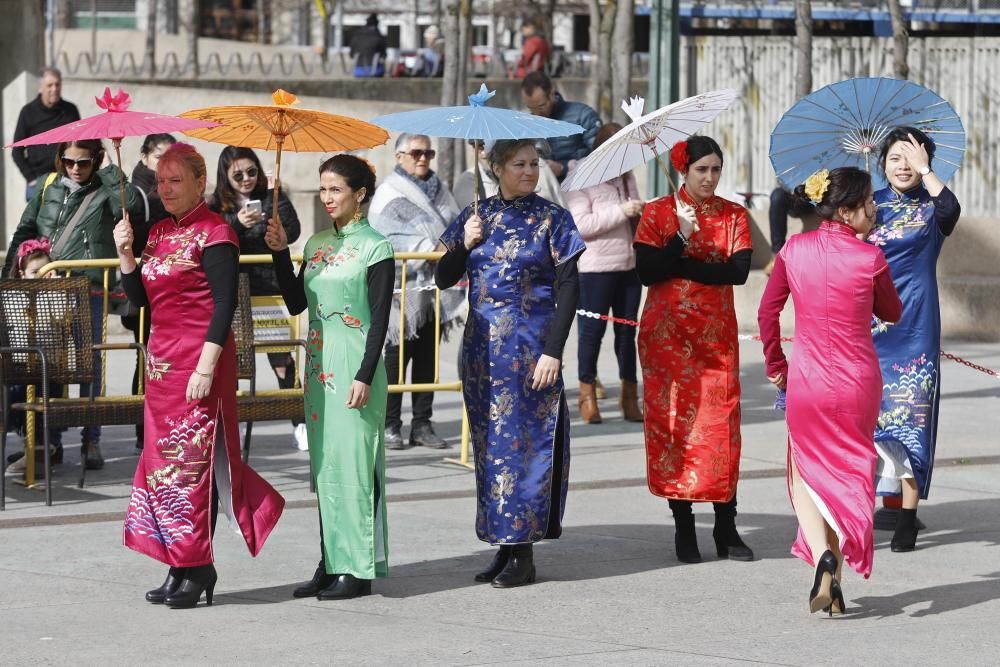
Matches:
[12,68,80,201]
[350,13,388,78]
[520,71,602,181]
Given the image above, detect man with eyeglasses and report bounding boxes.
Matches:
[520,71,601,182]
[11,68,81,201]
[368,133,464,450]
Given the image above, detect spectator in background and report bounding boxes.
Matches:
[764,185,819,275]
[454,139,565,211]
[369,134,463,450]
[207,146,304,451]
[520,72,602,182]
[350,13,388,78]
[418,25,444,77]
[12,68,81,201]
[514,15,552,78]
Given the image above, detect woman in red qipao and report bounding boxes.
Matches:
[758,167,901,615]
[633,136,754,564]
[114,143,284,609]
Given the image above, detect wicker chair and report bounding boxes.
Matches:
[232,274,305,464]
[0,277,145,507]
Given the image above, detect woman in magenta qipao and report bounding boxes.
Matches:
[436,139,584,589]
[115,143,284,609]
[758,167,901,615]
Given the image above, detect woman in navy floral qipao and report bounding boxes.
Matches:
[437,139,585,588]
[868,127,960,552]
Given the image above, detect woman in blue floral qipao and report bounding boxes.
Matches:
[436,139,585,588]
[868,127,961,552]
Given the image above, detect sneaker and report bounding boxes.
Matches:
[82,441,104,471]
[6,444,61,473]
[409,422,448,449]
[293,423,309,451]
[385,424,406,450]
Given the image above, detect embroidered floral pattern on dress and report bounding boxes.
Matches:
[141,227,208,280]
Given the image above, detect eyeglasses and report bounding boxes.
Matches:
[398,149,436,161]
[61,156,93,169]
[231,167,259,183]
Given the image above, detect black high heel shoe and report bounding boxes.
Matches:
[828,579,847,616]
[293,561,339,598]
[491,544,536,588]
[145,567,185,604]
[317,574,372,600]
[808,550,837,614]
[164,564,217,609]
[475,546,511,583]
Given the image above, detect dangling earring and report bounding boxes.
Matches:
[352,207,363,223]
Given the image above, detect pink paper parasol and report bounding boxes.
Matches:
[6,87,220,215]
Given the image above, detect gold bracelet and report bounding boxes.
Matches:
[193,368,212,378]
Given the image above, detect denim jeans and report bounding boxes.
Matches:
[576,270,642,384]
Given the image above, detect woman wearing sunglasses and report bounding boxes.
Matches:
[3,138,145,472]
[207,146,304,450]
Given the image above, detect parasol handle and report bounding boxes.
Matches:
[272,137,284,225]
[655,153,699,233]
[472,140,481,218]
[113,138,131,250]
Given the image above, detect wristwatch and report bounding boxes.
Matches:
[918,166,932,176]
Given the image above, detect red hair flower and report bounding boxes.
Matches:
[669,141,689,173]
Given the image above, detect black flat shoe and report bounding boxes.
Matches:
[165,564,217,608]
[293,562,339,598]
[145,567,186,604]
[317,574,372,600]
[491,545,536,588]
[474,547,511,583]
[809,550,837,614]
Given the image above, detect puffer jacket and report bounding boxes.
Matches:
[3,164,143,284]
[564,169,640,273]
[209,189,300,296]
[546,93,602,177]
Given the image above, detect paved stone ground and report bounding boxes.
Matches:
[2,329,998,666]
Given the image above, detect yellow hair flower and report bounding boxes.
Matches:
[804,169,831,204]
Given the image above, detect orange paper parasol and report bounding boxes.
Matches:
[179,89,389,221]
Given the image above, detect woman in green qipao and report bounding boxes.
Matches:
[265,154,395,600]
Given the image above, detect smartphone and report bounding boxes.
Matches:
[244,199,262,215]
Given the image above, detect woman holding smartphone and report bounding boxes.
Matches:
[208,146,306,450]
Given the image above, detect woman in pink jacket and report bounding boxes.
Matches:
[565,123,645,424]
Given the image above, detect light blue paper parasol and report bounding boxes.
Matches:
[372,83,584,140]
[769,77,966,191]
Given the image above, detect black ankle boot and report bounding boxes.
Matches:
[317,574,372,600]
[890,508,918,552]
[713,509,754,561]
[293,561,338,598]
[672,512,702,564]
[164,564,218,608]
[145,567,185,604]
[475,546,511,582]
[491,544,536,588]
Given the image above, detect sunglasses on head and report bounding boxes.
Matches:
[399,149,436,161]
[231,167,258,183]
[61,156,94,169]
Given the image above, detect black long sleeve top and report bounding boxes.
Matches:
[634,233,752,287]
[120,244,238,346]
[435,244,581,360]
[271,247,394,385]
[932,186,961,236]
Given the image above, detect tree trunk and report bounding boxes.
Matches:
[185,0,199,78]
[258,0,268,44]
[887,0,909,79]
[90,0,97,62]
[587,0,616,121]
[145,0,158,79]
[439,0,461,187]
[455,0,472,178]
[610,0,633,123]
[794,0,812,99]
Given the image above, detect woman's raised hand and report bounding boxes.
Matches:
[675,200,699,237]
[464,214,484,250]
[264,216,288,252]
[899,133,931,174]
[113,214,134,255]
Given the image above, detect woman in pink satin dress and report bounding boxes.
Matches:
[757,167,901,616]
